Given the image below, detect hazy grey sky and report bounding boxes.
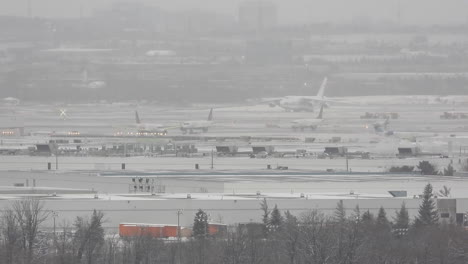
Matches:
[1,0,467,25]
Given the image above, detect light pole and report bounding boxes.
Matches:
[211,148,214,169]
[176,210,183,241]
[176,209,183,264]
[346,154,349,173]
[53,143,59,170]
[52,211,58,239]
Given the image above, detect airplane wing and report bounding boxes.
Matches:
[115,123,180,129]
[257,97,283,103]
[302,97,356,104]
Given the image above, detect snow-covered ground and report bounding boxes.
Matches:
[0,96,467,230]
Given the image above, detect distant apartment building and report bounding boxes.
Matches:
[238,0,278,31]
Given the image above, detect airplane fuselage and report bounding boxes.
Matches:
[277,97,316,112]
[137,123,167,135]
[181,120,213,133]
[291,119,322,130]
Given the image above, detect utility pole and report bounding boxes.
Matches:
[346,155,349,173]
[177,210,183,241]
[211,148,214,169]
[52,211,58,240]
[176,209,183,264]
[55,144,59,170]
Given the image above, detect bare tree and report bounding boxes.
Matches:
[101,235,119,264]
[461,159,468,172]
[1,209,21,264]
[55,221,75,264]
[223,227,248,264]
[299,210,333,264]
[282,211,300,264]
[438,185,451,197]
[11,198,49,264]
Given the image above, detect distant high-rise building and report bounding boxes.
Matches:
[238,1,277,31]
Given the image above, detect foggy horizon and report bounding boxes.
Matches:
[1,0,468,25]
[2,0,468,263]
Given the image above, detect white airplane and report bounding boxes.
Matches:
[291,104,324,131]
[2,97,20,106]
[146,50,176,57]
[181,108,213,134]
[86,81,106,89]
[135,111,168,136]
[265,77,334,112]
[400,48,447,59]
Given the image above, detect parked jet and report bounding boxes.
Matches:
[2,97,20,106]
[181,108,213,134]
[291,104,324,131]
[135,111,167,136]
[264,77,331,112]
[146,50,176,57]
[0,97,20,115]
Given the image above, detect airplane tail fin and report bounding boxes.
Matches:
[135,111,141,124]
[317,104,324,119]
[207,108,213,121]
[316,77,328,99]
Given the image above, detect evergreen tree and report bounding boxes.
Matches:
[417,161,438,175]
[260,198,269,226]
[443,164,455,176]
[193,209,209,238]
[74,210,104,264]
[284,210,297,225]
[352,205,361,223]
[415,183,439,226]
[393,202,410,229]
[269,204,283,231]
[361,210,374,225]
[333,200,346,223]
[260,198,270,237]
[376,206,391,230]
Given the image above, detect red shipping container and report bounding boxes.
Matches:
[207,223,227,236]
[163,225,178,238]
[119,223,164,238]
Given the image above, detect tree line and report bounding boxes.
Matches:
[1,183,468,264]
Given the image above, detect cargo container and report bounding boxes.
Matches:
[208,223,227,236]
[119,223,227,238]
[119,223,165,238]
[163,225,178,238]
[119,223,194,238]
